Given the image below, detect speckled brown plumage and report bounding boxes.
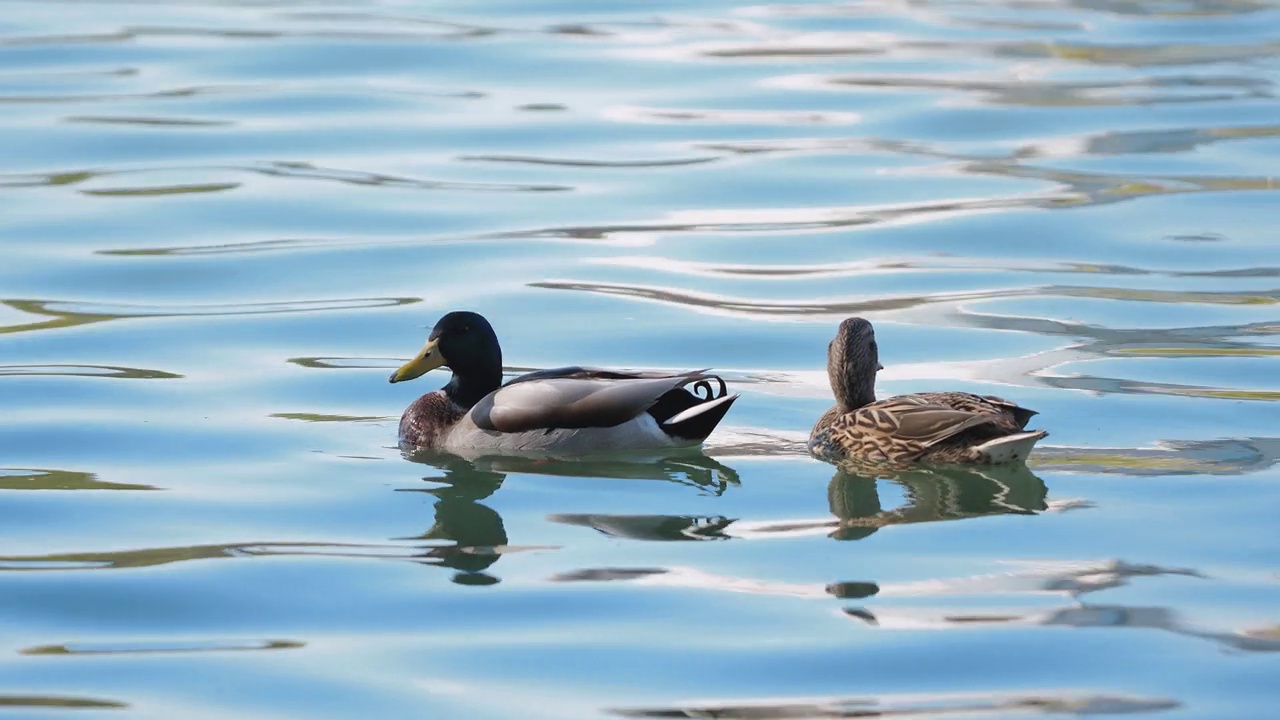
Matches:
[809,317,1046,466]
[911,391,1037,434]
[810,394,1039,465]
[398,390,466,449]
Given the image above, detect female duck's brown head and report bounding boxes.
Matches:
[827,317,883,412]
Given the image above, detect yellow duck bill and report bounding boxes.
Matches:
[389,337,445,383]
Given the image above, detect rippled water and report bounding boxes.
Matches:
[3,0,1279,717]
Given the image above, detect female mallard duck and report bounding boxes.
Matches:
[809,317,1046,465]
[390,311,738,453]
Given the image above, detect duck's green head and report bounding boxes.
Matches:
[828,316,882,410]
[389,311,502,384]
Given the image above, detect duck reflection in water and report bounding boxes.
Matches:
[397,453,510,586]
[825,461,1048,541]
[550,462,1048,544]
[405,445,740,494]
[401,449,743,584]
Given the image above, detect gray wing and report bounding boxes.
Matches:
[470,368,723,433]
[505,366,714,385]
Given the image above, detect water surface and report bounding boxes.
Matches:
[2,0,1279,717]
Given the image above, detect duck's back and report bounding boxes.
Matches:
[910,391,1037,432]
[809,392,1044,465]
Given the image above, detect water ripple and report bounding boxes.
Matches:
[1033,436,1280,476]
[0,297,419,335]
[611,692,1180,718]
[0,363,181,379]
[743,0,1274,19]
[696,123,1280,161]
[0,540,547,572]
[493,195,1043,242]
[100,237,367,257]
[0,162,570,194]
[0,82,264,105]
[527,283,1278,401]
[529,280,1275,319]
[557,559,1273,654]
[0,468,156,491]
[0,695,126,710]
[0,22,501,47]
[270,412,391,423]
[602,105,862,125]
[22,639,303,656]
[489,167,1273,241]
[458,154,719,168]
[65,115,233,127]
[682,31,1280,67]
[592,254,1279,280]
[767,73,1270,107]
[287,356,399,370]
[554,559,1199,604]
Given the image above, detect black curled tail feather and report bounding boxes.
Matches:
[645,373,737,441]
[660,393,738,441]
[691,375,727,402]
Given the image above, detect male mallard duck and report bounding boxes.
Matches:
[389,311,738,453]
[809,317,1046,465]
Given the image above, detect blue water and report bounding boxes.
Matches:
[2,0,1278,717]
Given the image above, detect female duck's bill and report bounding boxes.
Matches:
[810,316,1046,466]
[390,311,739,454]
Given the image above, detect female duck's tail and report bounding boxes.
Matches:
[973,430,1048,464]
